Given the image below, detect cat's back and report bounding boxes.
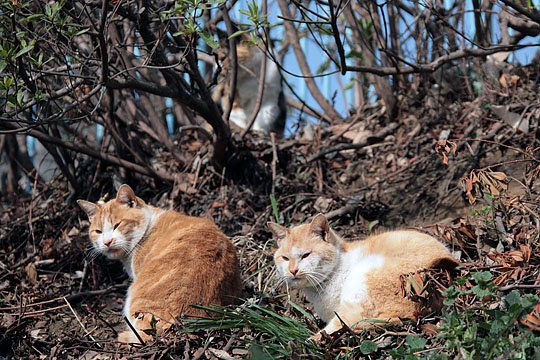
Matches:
[137,210,238,269]
[130,210,241,319]
[351,230,455,270]
[150,211,226,243]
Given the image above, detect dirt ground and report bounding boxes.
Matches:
[1,64,539,359]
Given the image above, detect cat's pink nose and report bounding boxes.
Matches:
[103,238,114,247]
[290,268,298,276]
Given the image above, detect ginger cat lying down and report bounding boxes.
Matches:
[78,185,242,343]
[268,214,458,340]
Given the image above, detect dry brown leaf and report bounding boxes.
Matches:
[210,201,226,208]
[499,73,520,88]
[0,314,16,328]
[519,245,531,262]
[419,323,440,335]
[25,263,38,284]
[434,139,458,165]
[520,303,540,331]
[489,171,507,181]
[458,226,475,240]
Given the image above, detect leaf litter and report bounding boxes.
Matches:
[1,66,540,359]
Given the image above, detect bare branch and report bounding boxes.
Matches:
[221,7,238,124]
[0,122,174,182]
[345,45,530,76]
[499,0,540,25]
[277,0,344,121]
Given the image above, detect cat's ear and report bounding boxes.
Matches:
[309,213,329,241]
[77,200,99,219]
[116,184,138,207]
[267,222,289,243]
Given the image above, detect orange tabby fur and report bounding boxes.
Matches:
[78,185,242,343]
[268,214,458,339]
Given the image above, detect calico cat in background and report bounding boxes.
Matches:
[78,185,242,343]
[268,214,458,341]
[212,40,286,135]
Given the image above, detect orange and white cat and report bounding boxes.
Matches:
[268,214,458,340]
[77,185,242,343]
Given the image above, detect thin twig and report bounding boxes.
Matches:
[270,132,278,195]
[221,8,238,123]
[307,123,399,162]
[1,121,174,182]
[241,0,269,138]
[328,0,347,74]
[498,284,540,291]
[277,0,343,121]
[64,297,101,348]
[0,284,127,311]
[123,316,146,346]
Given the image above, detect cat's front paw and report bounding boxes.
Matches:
[117,330,144,345]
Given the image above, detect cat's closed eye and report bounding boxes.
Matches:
[113,222,121,230]
[301,251,311,259]
[94,229,102,234]
[282,256,289,261]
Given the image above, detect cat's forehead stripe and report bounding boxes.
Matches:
[291,246,306,257]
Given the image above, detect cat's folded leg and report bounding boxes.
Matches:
[351,315,405,334]
[311,303,398,342]
[118,329,148,344]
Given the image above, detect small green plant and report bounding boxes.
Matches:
[389,335,429,359]
[389,272,539,360]
[436,272,539,359]
[470,194,497,228]
[182,300,321,359]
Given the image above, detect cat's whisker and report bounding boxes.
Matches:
[305,273,324,295]
[304,274,319,294]
[308,269,326,280]
[86,249,101,262]
[275,277,286,290]
[125,241,142,257]
[304,269,326,287]
[284,279,290,300]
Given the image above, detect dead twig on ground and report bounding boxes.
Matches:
[64,297,101,347]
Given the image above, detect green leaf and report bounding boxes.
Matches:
[14,44,34,58]
[472,271,493,284]
[316,58,330,75]
[406,335,427,351]
[287,300,316,322]
[200,31,218,49]
[360,340,378,355]
[74,28,90,36]
[489,318,504,336]
[228,29,250,39]
[505,290,522,307]
[442,286,460,306]
[471,285,493,298]
[269,194,280,223]
[344,80,355,91]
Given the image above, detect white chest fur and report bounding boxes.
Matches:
[305,248,385,322]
